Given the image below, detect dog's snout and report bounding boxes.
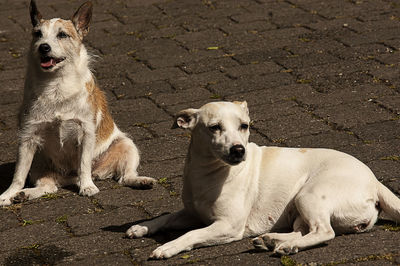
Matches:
[230,144,245,158]
[39,43,51,54]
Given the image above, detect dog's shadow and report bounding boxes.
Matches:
[0,162,80,195]
[0,162,15,194]
[101,214,191,245]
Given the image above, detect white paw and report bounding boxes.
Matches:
[126,225,148,238]
[274,242,299,255]
[253,234,277,250]
[79,185,99,196]
[150,243,181,259]
[252,236,269,251]
[138,177,156,189]
[0,196,12,206]
[12,191,29,203]
[119,176,156,189]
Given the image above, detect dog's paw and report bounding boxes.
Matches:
[255,234,277,250]
[274,243,299,255]
[136,176,156,189]
[126,225,148,239]
[150,243,181,259]
[252,237,269,251]
[0,196,12,206]
[12,191,29,203]
[79,185,100,196]
[119,176,156,189]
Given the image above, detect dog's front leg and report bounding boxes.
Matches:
[0,139,38,205]
[150,219,244,259]
[78,122,99,196]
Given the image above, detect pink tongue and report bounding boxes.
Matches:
[41,58,55,68]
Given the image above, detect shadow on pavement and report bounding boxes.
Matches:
[4,244,72,266]
[101,214,193,244]
[0,162,15,194]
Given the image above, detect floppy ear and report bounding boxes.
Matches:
[30,0,42,27]
[72,1,93,38]
[171,108,199,130]
[233,101,249,115]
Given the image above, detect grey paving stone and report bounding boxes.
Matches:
[127,66,187,83]
[181,56,239,74]
[110,98,171,127]
[313,101,395,129]
[19,195,95,222]
[67,206,148,236]
[209,72,296,96]
[0,221,68,252]
[352,120,400,143]
[254,110,331,142]
[57,252,133,266]
[0,208,20,232]
[286,130,361,150]
[169,69,230,91]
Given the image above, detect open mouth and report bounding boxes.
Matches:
[40,56,65,69]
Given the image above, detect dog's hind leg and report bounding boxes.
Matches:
[253,216,307,251]
[93,137,155,189]
[273,195,335,255]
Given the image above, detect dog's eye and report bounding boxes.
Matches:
[209,124,221,132]
[57,31,69,39]
[33,30,42,38]
[240,124,249,130]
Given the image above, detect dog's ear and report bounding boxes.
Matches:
[233,101,249,115]
[172,108,199,130]
[30,0,42,27]
[72,1,93,38]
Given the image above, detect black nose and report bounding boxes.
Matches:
[39,43,51,54]
[229,144,245,159]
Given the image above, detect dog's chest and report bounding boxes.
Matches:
[185,174,249,225]
[38,119,84,171]
[190,188,222,223]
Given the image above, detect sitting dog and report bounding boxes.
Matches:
[0,0,155,206]
[126,101,400,258]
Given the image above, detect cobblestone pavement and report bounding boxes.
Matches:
[0,0,400,265]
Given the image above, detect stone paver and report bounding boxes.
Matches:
[0,0,400,265]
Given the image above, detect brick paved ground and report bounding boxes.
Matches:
[0,0,400,265]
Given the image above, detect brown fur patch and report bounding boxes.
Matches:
[260,146,280,173]
[92,138,128,178]
[86,79,114,144]
[56,19,79,40]
[40,19,50,27]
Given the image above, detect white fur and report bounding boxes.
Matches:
[126,101,400,258]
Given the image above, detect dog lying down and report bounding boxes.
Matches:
[126,101,400,259]
[0,1,155,206]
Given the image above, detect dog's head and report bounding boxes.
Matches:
[173,101,250,165]
[29,0,92,72]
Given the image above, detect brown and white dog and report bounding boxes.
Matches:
[0,1,155,206]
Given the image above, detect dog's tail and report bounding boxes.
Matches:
[377,182,400,222]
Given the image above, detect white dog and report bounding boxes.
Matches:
[126,101,400,259]
[0,0,155,206]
